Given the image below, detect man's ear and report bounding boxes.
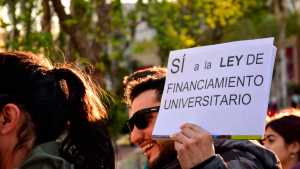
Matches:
[0,103,21,135]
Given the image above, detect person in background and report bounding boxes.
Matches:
[263,111,300,169]
[291,95,300,109]
[123,66,281,169]
[0,52,115,169]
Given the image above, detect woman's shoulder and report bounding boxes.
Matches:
[292,162,300,169]
[19,141,74,169]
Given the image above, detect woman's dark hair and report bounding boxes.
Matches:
[266,114,300,158]
[0,52,114,169]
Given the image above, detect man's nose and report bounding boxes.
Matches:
[130,126,144,145]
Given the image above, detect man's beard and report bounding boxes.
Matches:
[148,141,178,169]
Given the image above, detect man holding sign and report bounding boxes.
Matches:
[123,66,280,169]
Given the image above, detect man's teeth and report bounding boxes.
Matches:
[144,143,154,150]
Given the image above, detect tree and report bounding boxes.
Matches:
[136,0,258,64]
[0,0,137,136]
[268,0,300,107]
[136,0,300,107]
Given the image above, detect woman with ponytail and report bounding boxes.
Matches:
[0,52,114,169]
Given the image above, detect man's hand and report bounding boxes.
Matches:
[170,123,215,169]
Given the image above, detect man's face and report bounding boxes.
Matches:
[129,89,166,165]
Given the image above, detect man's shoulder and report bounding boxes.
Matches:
[214,139,281,169]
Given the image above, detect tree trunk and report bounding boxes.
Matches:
[50,0,93,62]
[273,0,289,107]
[297,34,300,84]
[7,0,19,49]
[42,0,52,32]
[21,0,34,49]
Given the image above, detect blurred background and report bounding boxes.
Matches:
[0,0,299,168]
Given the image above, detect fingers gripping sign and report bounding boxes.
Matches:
[170,123,215,169]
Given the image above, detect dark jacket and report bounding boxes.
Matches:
[20,141,74,169]
[162,139,281,169]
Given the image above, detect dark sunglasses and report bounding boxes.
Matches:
[126,106,160,132]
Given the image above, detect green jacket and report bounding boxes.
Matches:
[20,141,74,169]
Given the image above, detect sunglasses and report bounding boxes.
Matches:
[126,106,160,132]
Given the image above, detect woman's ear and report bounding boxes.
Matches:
[288,141,300,156]
[0,103,21,135]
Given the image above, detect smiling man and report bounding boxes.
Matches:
[123,66,281,169]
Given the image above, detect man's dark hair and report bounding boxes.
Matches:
[123,66,167,106]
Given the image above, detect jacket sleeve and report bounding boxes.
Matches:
[191,140,282,169]
[191,155,228,169]
[191,151,267,169]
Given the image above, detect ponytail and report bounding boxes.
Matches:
[51,67,107,121]
[50,67,115,169]
[0,52,114,169]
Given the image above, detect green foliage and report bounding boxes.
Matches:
[64,18,79,27]
[107,96,129,138]
[222,12,278,41]
[0,0,56,54]
[287,13,300,37]
[0,0,135,136]
[95,62,106,73]
[132,40,156,54]
[139,0,259,64]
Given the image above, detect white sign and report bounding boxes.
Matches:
[152,38,277,139]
